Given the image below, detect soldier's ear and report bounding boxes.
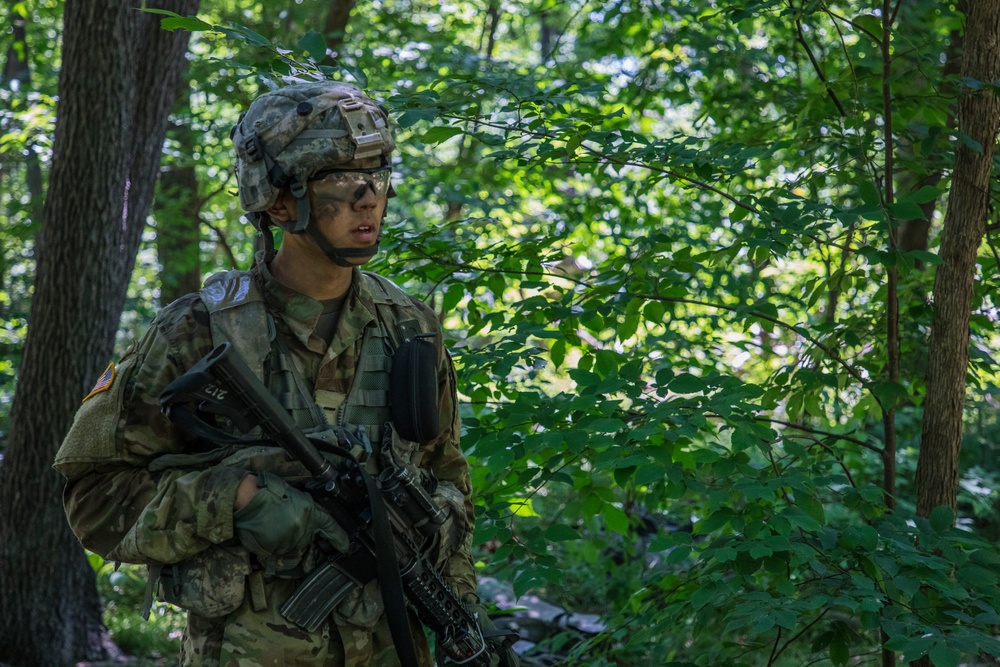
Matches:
[266,190,295,222]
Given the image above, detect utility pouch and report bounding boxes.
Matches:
[390,333,440,443]
[158,543,251,618]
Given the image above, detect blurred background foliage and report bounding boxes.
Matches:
[4,0,1000,665]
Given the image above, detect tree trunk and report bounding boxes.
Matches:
[324,0,356,55]
[156,160,203,303]
[916,0,1000,517]
[0,1,198,665]
[156,105,204,304]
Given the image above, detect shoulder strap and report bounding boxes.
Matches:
[362,271,413,307]
[199,271,270,382]
[362,272,426,351]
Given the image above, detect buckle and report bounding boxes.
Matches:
[245,133,265,162]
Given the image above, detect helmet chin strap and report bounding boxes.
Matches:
[305,223,381,268]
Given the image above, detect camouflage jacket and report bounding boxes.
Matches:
[54,256,476,662]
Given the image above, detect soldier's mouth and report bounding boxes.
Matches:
[351,225,378,240]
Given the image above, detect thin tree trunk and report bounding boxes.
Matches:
[896,1,966,258]
[916,0,1000,517]
[1,7,45,244]
[0,1,198,665]
[324,0,356,55]
[156,159,203,303]
[156,84,204,304]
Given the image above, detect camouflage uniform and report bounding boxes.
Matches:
[54,254,476,666]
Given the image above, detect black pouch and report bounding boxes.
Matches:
[390,333,440,443]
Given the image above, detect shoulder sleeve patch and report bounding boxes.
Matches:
[199,271,260,312]
[82,363,115,403]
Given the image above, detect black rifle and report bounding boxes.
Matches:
[160,342,508,667]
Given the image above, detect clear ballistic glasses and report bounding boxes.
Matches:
[309,166,392,204]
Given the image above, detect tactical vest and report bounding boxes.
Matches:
[198,269,415,446]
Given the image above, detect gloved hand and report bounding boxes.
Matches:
[233,472,349,568]
[437,603,520,667]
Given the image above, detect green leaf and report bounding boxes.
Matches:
[957,131,984,153]
[666,545,692,564]
[830,636,850,666]
[892,575,921,597]
[421,126,465,144]
[751,615,775,633]
[338,62,369,86]
[858,179,881,206]
[690,585,717,610]
[87,551,104,571]
[136,7,181,17]
[845,524,878,551]
[669,373,705,394]
[900,185,944,204]
[226,24,271,47]
[796,492,826,527]
[594,350,620,378]
[774,609,796,630]
[695,508,734,534]
[298,30,327,60]
[901,636,935,661]
[160,16,213,32]
[604,505,630,535]
[869,381,909,410]
[962,76,986,91]
[550,339,566,368]
[886,201,925,221]
[930,505,955,531]
[853,14,883,39]
[512,570,545,598]
[544,525,581,542]
[928,643,961,667]
[613,465,636,487]
[397,107,440,128]
[970,549,1000,567]
[644,300,666,323]
[590,417,626,432]
[907,250,942,265]
[473,521,498,544]
[783,507,822,532]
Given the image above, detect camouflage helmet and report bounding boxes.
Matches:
[231,81,394,214]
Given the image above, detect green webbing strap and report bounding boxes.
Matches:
[353,389,390,407]
[141,563,163,620]
[270,325,328,431]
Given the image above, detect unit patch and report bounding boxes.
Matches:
[82,363,115,403]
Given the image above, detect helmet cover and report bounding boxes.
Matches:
[232,81,394,213]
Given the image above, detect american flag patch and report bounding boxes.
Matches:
[82,363,115,403]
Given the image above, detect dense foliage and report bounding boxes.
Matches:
[5,1,1000,665]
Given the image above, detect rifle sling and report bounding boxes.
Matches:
[360,463,420,667]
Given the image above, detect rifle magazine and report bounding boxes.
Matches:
[279,561,359,632]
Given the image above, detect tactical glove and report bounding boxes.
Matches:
[437,603,520,667]
[234,472,349,568]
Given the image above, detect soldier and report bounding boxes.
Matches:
[54,81,518,667]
